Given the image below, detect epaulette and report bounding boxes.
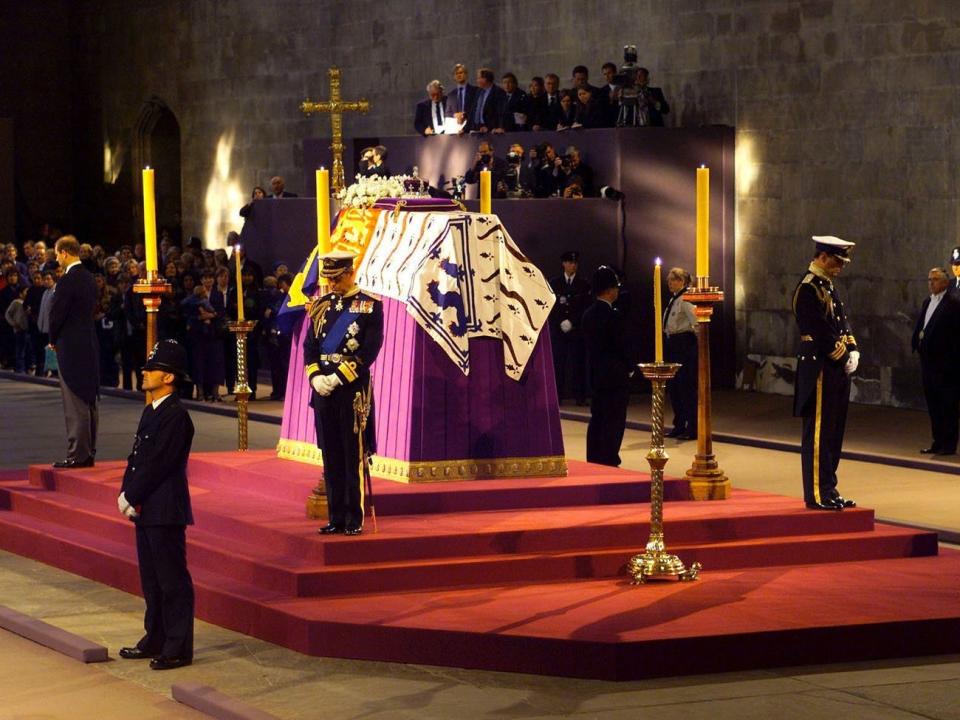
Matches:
[801,273,815,284]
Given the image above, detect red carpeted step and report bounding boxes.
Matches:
[318,502,877,565]
[278,524,938,597]
[262,552,960,680]
[184,452,691,514]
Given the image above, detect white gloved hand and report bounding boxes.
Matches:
[117,492,131,517]
[310,375,328,395]
[124,505,139,519]
[559,319,573,333]
[844,350,860,375]
[325,374,342,389]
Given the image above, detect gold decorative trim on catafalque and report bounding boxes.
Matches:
[371,455,568,483]
[277,439,325,466]
[278,440,567,482]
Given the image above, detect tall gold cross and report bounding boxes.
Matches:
[300,66,370,194]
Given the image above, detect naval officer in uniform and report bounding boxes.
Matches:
[117,339,196,670]
[792,236,859,511]
[304,251,383,535]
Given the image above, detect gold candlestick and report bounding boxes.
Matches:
[684,281,730,500]
[227,320,256,450]
[133,272,172,404]
[629,362,701,583]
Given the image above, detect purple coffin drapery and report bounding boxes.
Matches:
[278,208,566,482]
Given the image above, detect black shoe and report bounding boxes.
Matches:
[119,646,157,660]
[920,447,941,454]
[318,523,343,535]
[665,428,684,438]
[150,656,192,670]
[344,525,363,536]
[832,495,857,508]
[52,457,94,469]
[937,449,957,456]
[805,499,843,511]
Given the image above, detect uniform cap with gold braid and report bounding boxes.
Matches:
[319,250,356,279]
[812,235,855,263]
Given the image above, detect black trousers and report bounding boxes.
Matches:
[586,387,629,467]
[665,331,698,434]
[315,387,365,529]
[800,364,850,504]
[135,524,194,660]
[920,361,960,453]
[551,328,587,403]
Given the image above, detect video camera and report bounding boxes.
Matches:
[613,44,639,99]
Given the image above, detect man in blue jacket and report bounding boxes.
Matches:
[118,339,196,670]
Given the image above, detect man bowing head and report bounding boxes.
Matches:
[118,339,196,670]
[304,250,383,536]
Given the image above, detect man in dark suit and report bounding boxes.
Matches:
[549,251,591,406]
[445,63,478,132]
[636,68,670,127]
[269,176,298,198]
[499,72,529,132]
[305,250,384,536]
[48,236,99,468]
[527,76,548,130]
[912,267,960,455]
[793,236,859,511]
[414,80,448,135]
[471,68,507,134]
[118,339,196,670]
[582,265,635,466]
[542,74,564,129]
[464,140,509,198]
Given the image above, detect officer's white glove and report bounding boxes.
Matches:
[310,375,329,395]
[844,350,860,375]
[322,374,342,393]
[559,319,573,333]
[124,505,139,519]
[117,492,130,517]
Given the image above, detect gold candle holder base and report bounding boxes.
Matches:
[306,484,329,521]
[133,274,172,404]
[629,362,701,584]
[227,320,256,451]
[682,285,730,501]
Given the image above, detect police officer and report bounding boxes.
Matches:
[304,251,383,535]
[548,251,591,405]
[582,265,635,466]
[792,236,859,511]
[117,339,196,670]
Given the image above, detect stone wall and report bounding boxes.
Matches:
[23,0,960,406]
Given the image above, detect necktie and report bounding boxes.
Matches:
[459,87,464,111]
[435,102,442,127]
[476,89,487,125]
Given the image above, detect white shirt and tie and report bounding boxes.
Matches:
[923,289,946,330]
[432,100,446,133]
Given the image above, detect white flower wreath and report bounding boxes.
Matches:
[337,174,410,209]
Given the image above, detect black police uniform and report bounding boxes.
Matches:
[792,263,857,508]
[582,267,634,466]
[119,343,195,664]
[304,285,383,532]
[548,255,591,404]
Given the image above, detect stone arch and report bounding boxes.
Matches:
[132,97,182,243]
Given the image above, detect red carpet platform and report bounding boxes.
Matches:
[0,449,958,680]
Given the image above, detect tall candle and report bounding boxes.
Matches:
[696,165,709,279]
[235,244,245,321]
[316,167,331,254]
[654,258,663,362]
[479,169,492,214]
[142,167,157,274]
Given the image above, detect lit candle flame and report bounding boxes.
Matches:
[655,257,662,266]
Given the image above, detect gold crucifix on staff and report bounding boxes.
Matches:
[300,66,370,194]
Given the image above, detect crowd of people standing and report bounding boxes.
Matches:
[0,228,293,402]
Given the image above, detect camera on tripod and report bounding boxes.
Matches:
[614,45,638,97]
